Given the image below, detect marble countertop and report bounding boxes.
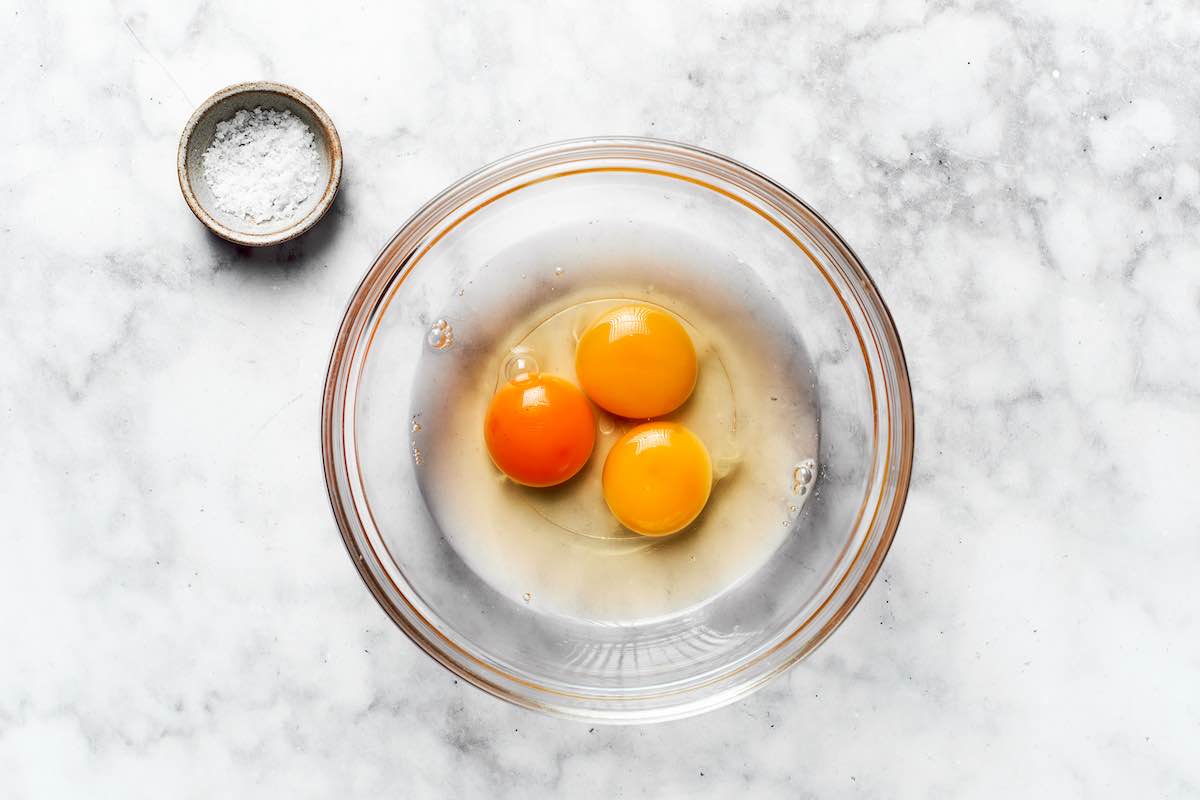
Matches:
[4,0,1198,796]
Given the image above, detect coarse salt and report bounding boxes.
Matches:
[201,107,321,224]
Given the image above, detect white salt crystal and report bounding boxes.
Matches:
[201,107,321,224]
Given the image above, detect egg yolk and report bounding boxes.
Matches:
[575,304,698,418]
[602,422,712,536]
[484,374,596,487]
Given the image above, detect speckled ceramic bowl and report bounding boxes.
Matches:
[177,81,342,247]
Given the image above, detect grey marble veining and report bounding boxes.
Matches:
[2,0,1198,796]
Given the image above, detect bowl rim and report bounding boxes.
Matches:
[321,136,915,722]
[176,80,343,247]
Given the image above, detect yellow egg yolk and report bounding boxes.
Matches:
[602,422,712,536]
[575,304,697,419]
[484,373,596,487]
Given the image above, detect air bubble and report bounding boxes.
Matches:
[597,414,616,435]
[503,350,540,384]
[411,417,422,433]
[522,592,532,603]
[554,267,564,276]
[792,460,816,494]
[411,442,424,465]
[426,319,454,350]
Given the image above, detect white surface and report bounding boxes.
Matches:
[3,1,1198,796]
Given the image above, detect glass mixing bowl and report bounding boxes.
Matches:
[321,138,913,722]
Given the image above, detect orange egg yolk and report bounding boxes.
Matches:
[484,373,596,487]
[602,422,712,536]
[575,304,698,419]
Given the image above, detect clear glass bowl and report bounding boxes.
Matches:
[321,138,914,722]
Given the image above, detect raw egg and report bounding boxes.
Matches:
[484,372,595,487]
[575,304,697,418]
[602,422,712,536]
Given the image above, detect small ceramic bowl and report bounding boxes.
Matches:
[178,81,342,247]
